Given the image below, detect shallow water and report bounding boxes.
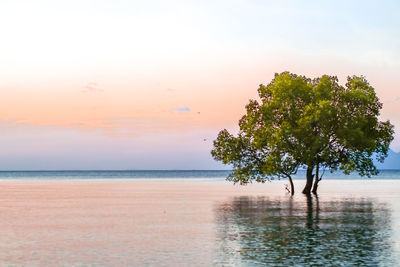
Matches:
[214,196,396,266]
[0,179,399,266]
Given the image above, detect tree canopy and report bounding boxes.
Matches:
[211,72,394,195]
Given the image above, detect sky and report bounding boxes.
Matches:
[0,0,399,170]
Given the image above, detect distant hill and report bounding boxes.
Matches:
[375,149,400,170]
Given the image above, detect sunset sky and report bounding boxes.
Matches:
[1,0,399,170]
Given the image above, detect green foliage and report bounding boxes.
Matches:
[211,72,394,185]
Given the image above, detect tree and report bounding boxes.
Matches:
[211,72,394,195]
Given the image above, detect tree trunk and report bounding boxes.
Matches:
[311,180,319,194]
[288,176,294,196]
[312,163,320,194]
[302,165,314,195]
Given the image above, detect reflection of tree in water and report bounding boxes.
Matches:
[214,196,396,266]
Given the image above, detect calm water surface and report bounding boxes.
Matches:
[0,169,400,180]
[215,196,397,266]
[0,174,399,266]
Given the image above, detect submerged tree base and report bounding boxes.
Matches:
[302,167,314,195]
[288,176,294,196]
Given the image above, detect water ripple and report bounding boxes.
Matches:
[214,196,397,266]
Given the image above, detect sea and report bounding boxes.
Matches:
[1,170,400,266]
[0,169,400,180]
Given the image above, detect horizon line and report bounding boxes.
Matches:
[0,169,399,172]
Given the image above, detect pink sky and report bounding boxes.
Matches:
[0,1,399,169]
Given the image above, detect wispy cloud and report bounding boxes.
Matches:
[171,106,191,113]
[81,83,103,93]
